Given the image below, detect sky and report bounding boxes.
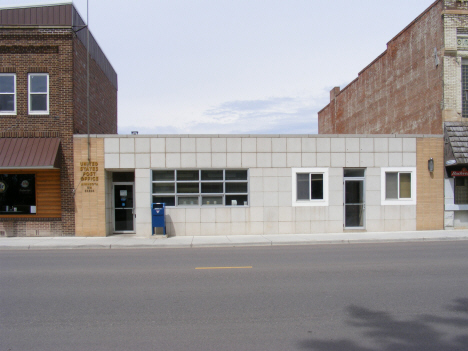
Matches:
[1,0,436,135]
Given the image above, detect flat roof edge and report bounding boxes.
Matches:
[0,1,72,10]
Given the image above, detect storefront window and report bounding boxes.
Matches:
[0,174,36,214]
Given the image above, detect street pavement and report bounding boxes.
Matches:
[1,229,467,250]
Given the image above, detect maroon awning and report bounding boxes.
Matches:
[0,138,61,169]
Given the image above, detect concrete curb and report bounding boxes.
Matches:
[1,231,468,250]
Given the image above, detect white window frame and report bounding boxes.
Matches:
[151,169,249,207]
[0,73,16,115]
[292,168,329,207]
[28,73,49,115]
[381,167,416,206]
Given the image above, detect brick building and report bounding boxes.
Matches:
[318,0,468,229]
[0,1,117,237]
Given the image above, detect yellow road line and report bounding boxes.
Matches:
[195,266,252,270]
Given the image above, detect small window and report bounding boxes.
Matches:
[292,168,328,206]
[0,74,16,114]
[28,73,49,114]
[455,177,468,204]
[381,168,416,205]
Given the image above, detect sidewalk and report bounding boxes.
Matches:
[1,230,468,250]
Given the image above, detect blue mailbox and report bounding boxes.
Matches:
[152,203,166,235]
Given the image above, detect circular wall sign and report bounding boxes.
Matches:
[0,181,6,193]
[21,180,29,188]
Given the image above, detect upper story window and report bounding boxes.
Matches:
[292,168,329,206]
[463,60,468,118]
[381,167,416,205]
[28,73,49,114]
[152,169,249,207]
[0,74,16,114]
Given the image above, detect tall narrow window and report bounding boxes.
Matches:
[463,60,468,118]
[28,73,49,114]
[0,74,16,114]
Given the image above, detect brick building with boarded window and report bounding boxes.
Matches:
[0,1,117,237]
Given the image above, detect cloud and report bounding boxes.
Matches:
[118,94,328,135]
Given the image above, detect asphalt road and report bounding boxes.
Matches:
[1,241,468,351]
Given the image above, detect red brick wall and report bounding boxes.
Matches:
[0,27,117,236]
[318,0,444,135]
[73,36,117,135]
[0,28,75,235]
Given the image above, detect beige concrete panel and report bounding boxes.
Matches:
[104,138,119,153]
[120,154,135,168]
[227,138,241,152]
[360,153,374,167]
[302,138,317,152]
[186,222,201,235]
[264,221,279,234]
[151,138,165,153]
[151,153,166,168]
[212,153,227,168]
[360,138,374,152]
[272,138,287,152]
[278,206,293,222]
[216,222,231,235]
[215,208,231,223]
[105,153,119,168]
[242,138,257,152]
[242,153,257,167]
[278,221,294,234]
[389,138,403,152]
[201,208,216,222]
[345,138,359,152]
[296,221,311,233]
[403,153,417,167]
[331,153,345,167]
[310,220,326,233]
[231,208,246,222]
[197,153,212,168]
[388,153,403,167]
[201,222,217,235]
[247,221,264,234]
[287,153,302,167]
[287,138,301,152]
[227,153,242,168]
[181,138,196,152]
[166,138,181,153]
[257,153,272,167]
[231,222,246,235]
[166,153,181,168]
[263,192,279,207]
[135,153,150,168]
[181,153,197,168]
[257,138,272,152]
[135,138,150,153]
[120,138,135,153]
[345,153,359,167]
[317,138,331,152]
[250,192,264,207]
[374,153,389,167]
[403,138,416,152]
[196,138,211,152]
[248,207,264,222]
[212,138,227,152]
[317,153,331,167]
[301,153,317,167]
[186,208,201,223]
[272,153,287,167]
[374,138,388,153]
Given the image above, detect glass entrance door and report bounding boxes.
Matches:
[113,183,135,232]
[344,179,365,229]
